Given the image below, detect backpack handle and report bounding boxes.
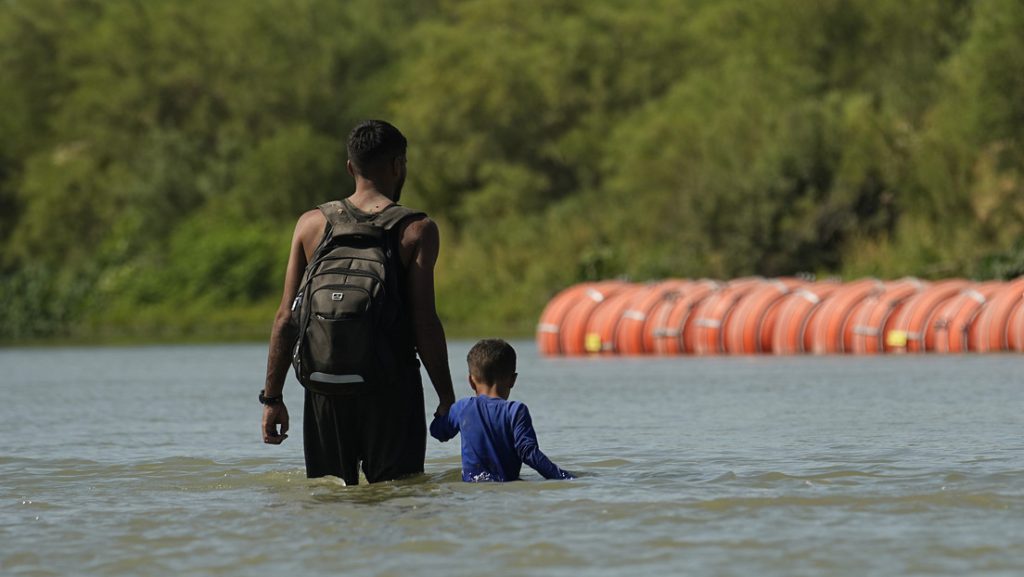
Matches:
[327,222,385,242]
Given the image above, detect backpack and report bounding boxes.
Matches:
[291,199,425,394]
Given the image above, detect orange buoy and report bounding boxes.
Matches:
[969,278,1024,352]
[559,281,630,356]
[615,281,690,355]
[650,280,720,355]
[691,277,764,355]
[583,285,646,355]
[640,280,698,354]
[1008,298,1024,352]
[885,279,969,353]
[930,282,1003,353]
[757,277,807,353]
[771,282,840,355]
[722,279,797,354]
[807,279,884,355]
[536,283,593,356]
[848,279,923,354]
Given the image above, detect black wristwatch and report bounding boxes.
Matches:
[259,390,283,406]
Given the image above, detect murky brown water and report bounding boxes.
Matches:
[2,342,1022,576]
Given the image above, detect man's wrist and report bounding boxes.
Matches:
[259,390,284,406]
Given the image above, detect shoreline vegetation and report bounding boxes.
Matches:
[2,0,1023,345]
[0,305,536,348]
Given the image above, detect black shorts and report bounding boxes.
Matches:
[302,369,426,484]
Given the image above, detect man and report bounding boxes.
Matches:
[259,120,456,484]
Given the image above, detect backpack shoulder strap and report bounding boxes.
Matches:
[318,200,356,230]
[374,205,427,231]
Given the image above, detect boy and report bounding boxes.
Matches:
[429,339,575,482]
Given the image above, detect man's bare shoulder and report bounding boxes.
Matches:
[400,214,438,243]
[296,208,325,229]
[397,214,438,268]
[295,208,326,242]
[284,209,326,263]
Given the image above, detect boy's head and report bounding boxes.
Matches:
[467,339,517,396]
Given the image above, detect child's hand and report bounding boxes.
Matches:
[428,413,457,442]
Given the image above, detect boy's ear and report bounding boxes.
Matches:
[468,374,477,392]
[508,372,518,388]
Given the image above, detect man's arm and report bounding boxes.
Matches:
[261,210,322,444]
[403,217,457,417]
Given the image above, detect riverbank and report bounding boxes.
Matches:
[0,301,537,348]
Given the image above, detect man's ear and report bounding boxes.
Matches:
[346,159,356,178]
[392,156,404,176]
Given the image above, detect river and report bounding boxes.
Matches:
[2,342,1022,576]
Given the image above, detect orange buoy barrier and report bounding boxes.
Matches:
[757,277,808,354]
[536,283,593,356]
[650,280,720,355]
[807,279,885,354]
[690,277,764,355]
[583,285,647,354]
[930,282,1003,353]
[538,276,1024,356]
[722,279,799,354]
[847,279,923,354]
[641,280,698,353]
[771,282,840,355]
[613,281,689,355]
[559,281,629,356]
[886,280,969,353]
[1008,298,1024,352]
[969,278,1024,352]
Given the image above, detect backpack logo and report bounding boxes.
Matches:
[331,292,344,301]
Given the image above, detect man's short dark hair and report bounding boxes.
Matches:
[467,339,517,384]
[347,120,407,174]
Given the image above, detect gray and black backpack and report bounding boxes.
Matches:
[291,199,424,394]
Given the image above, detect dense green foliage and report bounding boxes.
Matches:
[2,0,1022,342]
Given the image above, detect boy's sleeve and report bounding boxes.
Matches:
[511,403,575,480]
[429,401,460,442]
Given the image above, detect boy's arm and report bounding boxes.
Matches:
[429,401,460,442]
[511,404,575,480]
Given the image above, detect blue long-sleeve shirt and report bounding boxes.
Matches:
[429,395,574,482]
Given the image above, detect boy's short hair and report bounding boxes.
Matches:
[467,339,517,384]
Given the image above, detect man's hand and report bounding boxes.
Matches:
[434,400,453,419]
[262,403,290,444]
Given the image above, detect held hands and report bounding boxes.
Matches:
[262,403,290,444]
[434,399,453,419]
